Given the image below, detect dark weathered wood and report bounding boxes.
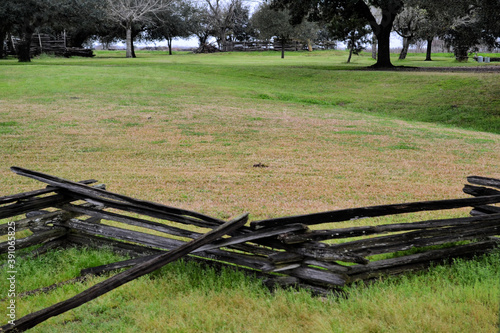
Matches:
[0,193,78,220]
[0,228,67,253]
[62,202,282,257]
[462,184,500,216]
[289,266,347,287]
[289,242,369,264]
[66,219,273,271]
[0,179,97,205]
[62,203,204,240]
[279,213,500,243]
[312,218,500,253]
[347,239,500,279]
[64,218,187,250]
[194,224,308,252]
[224,242,278,256]
[65,218,279,267]
[0,211,63,235]
[264,276,300,288]
[76,239,273,276]
[268,252,304,264]
[232,232,290,252]
[251,195,500,229]
[467,176,500,190]
[331,221,500,257]
[66,193,224,229]
[2,169,498,299]
[265,263,302,272]
[0,213,248,332]
[66,232,163,257]
[463,184,500,197]
[470,206,500,215]
[194,247,273,271]
[0,185,106,221]
[11,166,223,226]
[302,259,350,274]
[263,276,342,296]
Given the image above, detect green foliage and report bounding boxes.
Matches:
[435,0,500,59]
[144,0,195,53]
[251,4,296,41]
[327,12,371,62]
[270,0,404,67]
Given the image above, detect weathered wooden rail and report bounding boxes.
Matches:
[28,33,94,57]
[1,167,499,331]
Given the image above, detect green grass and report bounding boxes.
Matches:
[0,247,497,332]
[0,50,498,133]
[0,50,499,331]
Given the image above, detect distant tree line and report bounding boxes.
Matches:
[1,0,499,67]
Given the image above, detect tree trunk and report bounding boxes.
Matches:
[347,36,354,63]
[371,35,377,60]
[281,37,285,59]
[425,38,433,61]
[399,37,410,60]
[197,32,209,49]
[125,22,133,58]
[307,39,312,52]
[357,1,399,68]
[17,32,33,62]
[168,37,172,55]
[454,46,468,62]
[131,38,136,58]
[347,47,353,63]
[0,29,6,58]
[101,38,109,50]
[372,23,394,68]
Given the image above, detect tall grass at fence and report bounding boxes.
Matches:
[0,247,498,332]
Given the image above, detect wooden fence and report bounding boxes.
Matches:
[221,41,338,52]
[27,33,94,57]
[1,167,499,331]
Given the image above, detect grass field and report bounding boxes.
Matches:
[0,50,499,332]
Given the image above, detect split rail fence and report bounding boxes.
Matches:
[221,40,337,52]
[1,167,499,330]
[27,33,94,57]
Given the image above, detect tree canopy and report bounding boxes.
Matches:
[2,0,499,64]
[105,0,173,58]
[272,0,404,67]
[145,0,195,54]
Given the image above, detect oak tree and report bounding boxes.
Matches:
[105,0,173,58]
[272,0,404,67]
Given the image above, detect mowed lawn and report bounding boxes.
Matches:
[0,50,499,332]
